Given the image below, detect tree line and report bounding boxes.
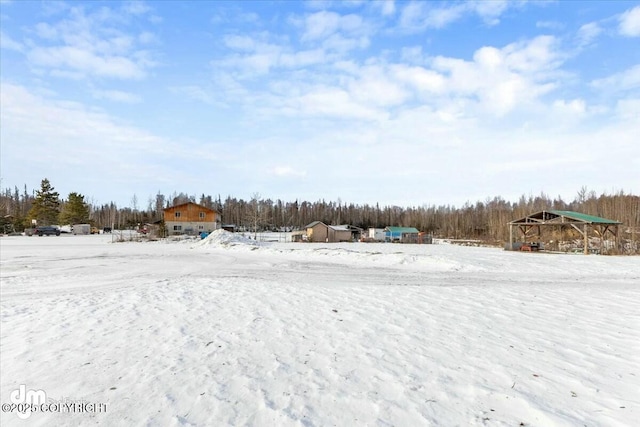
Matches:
[1,179,638,245]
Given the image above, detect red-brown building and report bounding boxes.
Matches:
[163,202,221,235]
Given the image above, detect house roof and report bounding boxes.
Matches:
[305,221,325,228]
[305,222,361,231]
[328,225,351,231]
[385,226,420,233]
[337,224,363,231]
[510,210,621,225]
[164,202,219,213]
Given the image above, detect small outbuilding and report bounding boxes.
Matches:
[385,226,420,243]
[303,221,357,242]
[507,210,622,254]
[365,228,386,242]
[305,221,327,242]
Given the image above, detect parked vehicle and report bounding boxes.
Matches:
[72,224,91,235]
[90,227,100,234]
[35,226,60,236]
[59,225,72,234]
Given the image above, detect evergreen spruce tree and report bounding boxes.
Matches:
[27,179,60,225]
[59,192,90,225]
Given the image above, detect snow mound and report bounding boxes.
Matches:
[195,229,261,248]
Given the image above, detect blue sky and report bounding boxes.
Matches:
[1,1,638,208]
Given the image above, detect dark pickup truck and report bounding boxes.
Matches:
[34,226,61,236]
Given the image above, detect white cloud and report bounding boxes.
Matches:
[279,48,327,68]
[423,3,466,28]
[0,83,164,176]
[302,11,342,40]
[536,21,564,30]
[399,2,465,31]
[287,86,387,121]
[217,37,332,77]
[1,84,148,147]
[552,98,586,116]
[301,10,368,42]
[474,46,503,69]
[347,65,408,107]
[577,22,603,46]
[122,1,151,16]
[138,31,156,44]
[321,33,369,53]
[2,1,638,207]
[390,64,446,94]
[303,0,333,11]
[399,46,423,63]
[49,69,86,80]
[28,46,147,79]
[270,166,307,178]
[339,13,365,33]
[483,77,528,115]
[224,34,257,51]
[591,65,640,93]
[17,5,157,80]
[615,98,640,120]
[169,85,218,105]
[236,52,277,75]
[34,22,59,40]
[219,35,325,77]
[619,6,640,37]
[217,11,371,79]
[468,0,511,26]
[422,36,561,116]
[0,30,22,51]
[501,35,560,73]
[398,0,514,32]
[379,0,395,17]
[92,89,142,103]
[215,32,564,121]
[0,82,233,203]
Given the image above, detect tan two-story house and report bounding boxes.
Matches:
[163,202,220,235]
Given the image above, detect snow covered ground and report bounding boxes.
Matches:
[1,231,639,426]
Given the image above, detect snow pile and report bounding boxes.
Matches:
[254,242,491,272]
[195,229,262,248]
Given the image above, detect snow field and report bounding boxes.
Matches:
[1,231,639,426]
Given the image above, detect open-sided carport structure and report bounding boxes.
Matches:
[508,210,622,254]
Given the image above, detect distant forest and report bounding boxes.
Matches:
[0,179,640,244]
[1,181,638,245]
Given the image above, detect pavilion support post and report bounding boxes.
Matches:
[600,225,613,254]
[584,224,589,255]
[509,224,513,250]
[598,225,604,254]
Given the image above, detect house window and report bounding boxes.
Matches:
[198,225,204,230]
[199,212,205,219]
[173,225,182,231]
[175,212,181,218]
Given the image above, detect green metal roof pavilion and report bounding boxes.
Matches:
[507,210,622,254]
